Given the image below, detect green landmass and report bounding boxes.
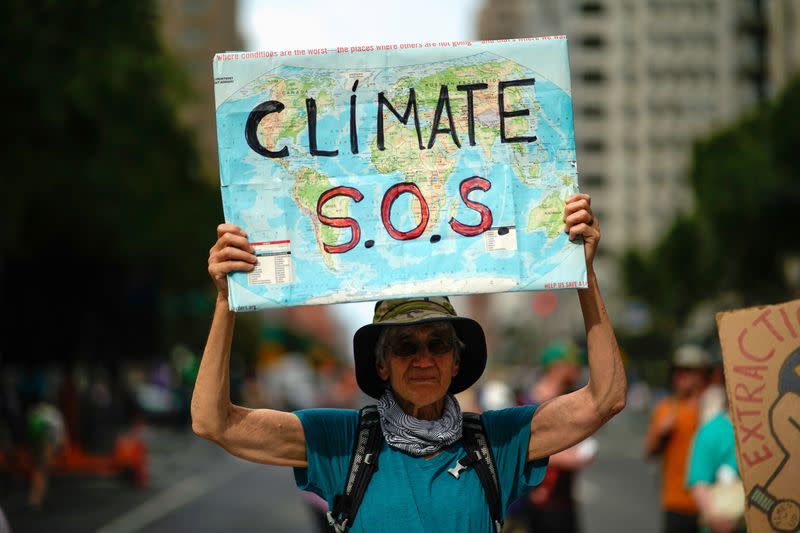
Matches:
[278,77,335,141]
[292,166,343,268]
[527,190,565,238]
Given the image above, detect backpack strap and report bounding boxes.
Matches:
[327,405,382,533]
[455,412,504,533]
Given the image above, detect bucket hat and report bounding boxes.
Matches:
[353,297,487,399]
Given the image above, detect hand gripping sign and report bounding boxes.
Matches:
[717,300,800,533]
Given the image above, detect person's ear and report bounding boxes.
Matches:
[376,360,389,381]
[451,357,460,378]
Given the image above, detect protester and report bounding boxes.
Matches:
[686,395,745,533]
[644,344,713,533]
[192,193,627,532]
[520,340,597,533]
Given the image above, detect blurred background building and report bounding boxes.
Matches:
[158,0,243,175]
[476,0,800,348]
[769,0,800,91]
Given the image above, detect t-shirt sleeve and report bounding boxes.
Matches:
[292,408,359,501]
[686,419,716,487]
[481,404,548,510]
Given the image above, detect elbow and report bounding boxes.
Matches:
[191,413,223,442]
[596,385,627,423]
[607,375,628,419]
[609,395,626,418]
[608,385,628,419]
[191,418,214,441]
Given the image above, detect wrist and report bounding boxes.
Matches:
[579,268,597,292]
[215,294,233,312]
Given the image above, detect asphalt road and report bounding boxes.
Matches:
[1,410,660,533]
[577,410,661,533]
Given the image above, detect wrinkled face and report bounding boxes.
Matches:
[376,323,460,409]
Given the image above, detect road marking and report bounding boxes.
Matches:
[96,458,251,533]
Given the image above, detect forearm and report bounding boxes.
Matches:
[692,485,712,518]
[191,296,236,438]
[578,269,627,421]
[644,425,669,457]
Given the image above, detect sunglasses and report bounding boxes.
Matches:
[389,336,455,358]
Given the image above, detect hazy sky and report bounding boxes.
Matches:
[235,0,485,344]
[238,0,484,51]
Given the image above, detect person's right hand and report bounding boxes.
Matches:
[208,224,257,301]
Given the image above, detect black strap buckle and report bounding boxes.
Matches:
[326,511,349,533]
[447,450,482,479]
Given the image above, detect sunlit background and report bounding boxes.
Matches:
[2,0,798,531]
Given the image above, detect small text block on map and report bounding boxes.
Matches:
[484,227,518,252]
[249,241,293,286]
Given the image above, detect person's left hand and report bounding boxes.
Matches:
[564,193,600,270]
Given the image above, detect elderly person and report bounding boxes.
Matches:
[192,193,626,532]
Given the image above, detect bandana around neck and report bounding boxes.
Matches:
[377,389,463,457]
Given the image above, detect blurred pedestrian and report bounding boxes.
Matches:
[192,195,629,531]
[686,394,745,533]
[521,341,597,533]
[698,352,726,424]
[644,344,713,533]
[25,402,65,508]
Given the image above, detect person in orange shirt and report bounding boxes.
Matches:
[644,345,713,533]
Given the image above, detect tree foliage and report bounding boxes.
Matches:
[622,78,800,340]
[1,1,226,361]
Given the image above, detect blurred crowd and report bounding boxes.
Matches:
[1,331,744,533]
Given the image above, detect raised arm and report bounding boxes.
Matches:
[527,194,627,462]
[191,224,307,467]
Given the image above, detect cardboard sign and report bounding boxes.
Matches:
[716,300,800,532]
[212,37,585,310]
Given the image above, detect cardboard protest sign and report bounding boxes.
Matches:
[213,37,585,310]
[716,300,800,532]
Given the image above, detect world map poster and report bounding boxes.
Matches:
[213,36,586,311]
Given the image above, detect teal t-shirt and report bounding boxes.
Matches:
[294,405,547,533]
[687,413,744,533]
[686,412,739,487]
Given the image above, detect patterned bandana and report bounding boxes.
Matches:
[377,389,463,456]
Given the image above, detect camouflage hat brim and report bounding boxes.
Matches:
[353,297,487,399]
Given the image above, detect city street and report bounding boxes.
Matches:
[577,410,661,533]
[2,409,660,533]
